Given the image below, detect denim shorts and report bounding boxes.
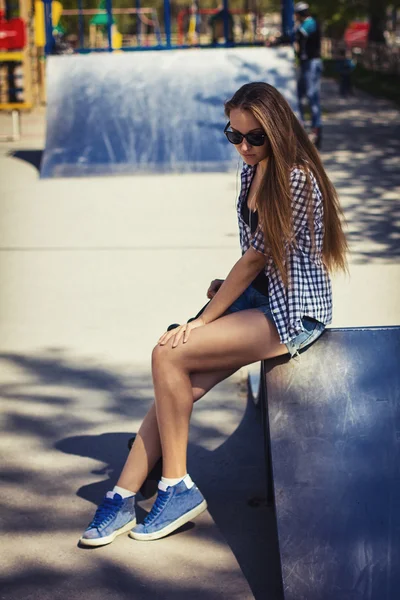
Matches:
[226,285,325,358]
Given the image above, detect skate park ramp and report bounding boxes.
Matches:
[265,327,400,600]
[41,46,297,178]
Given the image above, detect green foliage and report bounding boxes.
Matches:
[309,0,400,38]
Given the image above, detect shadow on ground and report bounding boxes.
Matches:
[1,350,283,600]
[320,80,400,264]
[10,149,43,172]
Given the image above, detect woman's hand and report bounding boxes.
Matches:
[158,317,206,348]
[207,279,224,299]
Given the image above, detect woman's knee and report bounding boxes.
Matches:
[151,342,181,373]
[152,343,167,370]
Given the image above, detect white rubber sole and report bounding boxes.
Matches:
[79,518,137,547]
[129,499,207,541]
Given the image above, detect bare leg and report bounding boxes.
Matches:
[152,309,287,478]
[116,368,236,492]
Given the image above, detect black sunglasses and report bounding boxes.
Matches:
[224,122,267,147]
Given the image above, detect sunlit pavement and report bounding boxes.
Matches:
[0,79,399,599]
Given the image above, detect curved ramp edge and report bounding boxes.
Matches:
[41,47,297,178]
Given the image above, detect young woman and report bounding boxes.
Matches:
[79,82,347,546]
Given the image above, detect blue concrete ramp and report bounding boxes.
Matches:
[41,47,297,178]
[264,327,400,600]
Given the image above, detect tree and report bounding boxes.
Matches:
[310,0,400,43]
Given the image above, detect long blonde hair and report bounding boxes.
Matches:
[224,82,348,285]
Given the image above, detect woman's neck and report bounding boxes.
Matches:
[256,157,269,176]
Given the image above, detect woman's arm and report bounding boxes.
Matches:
[158,247,267,348]
[201,247,267,324]
[159,169,311,348]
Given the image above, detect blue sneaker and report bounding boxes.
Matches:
[79,492,136,547]
[130,480,207,541]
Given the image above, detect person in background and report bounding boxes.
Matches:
[294,3,323,149]
[335,47,355,98]
[265,3,322,149]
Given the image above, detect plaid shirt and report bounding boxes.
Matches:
[238,163,332,344]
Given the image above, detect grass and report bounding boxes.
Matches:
[323,58,400,107]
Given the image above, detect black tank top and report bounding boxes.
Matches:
[241,202,269,297]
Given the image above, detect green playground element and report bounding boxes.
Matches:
[89,0,123,49]
[90,0,115,27]
[90,14,114,26]
[53,24,66,35]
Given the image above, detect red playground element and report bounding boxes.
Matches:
[344,21,369,49]
[0,11,26,50]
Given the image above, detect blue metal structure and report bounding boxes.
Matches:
[42,1,295,55]
[41,46,297,177]
[136,0,142,46]
[223,0,230,46]
[281,0,294,41]
[262,327,400,599]
[105,0,113,51]
[77,0,84,49]
[43,0,55,55]
[164,0,172,48]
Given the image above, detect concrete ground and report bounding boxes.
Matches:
[0,79,399,600]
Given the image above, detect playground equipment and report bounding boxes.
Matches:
[88,3,123,51]
[178,7,248,47]
[40,0,295,53]
[0,0,34,141]
[60,2,162,51]
[34,0,62,47]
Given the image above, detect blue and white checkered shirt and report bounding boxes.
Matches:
[238,163,332,344]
